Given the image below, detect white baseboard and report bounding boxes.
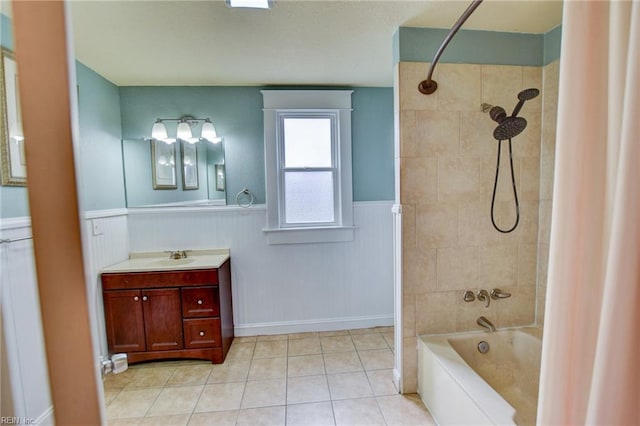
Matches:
[234,314,393,336]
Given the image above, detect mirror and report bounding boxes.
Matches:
[123,138,225,207]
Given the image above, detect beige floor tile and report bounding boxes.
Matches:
[248,357,287,380]
[104,389,121,406]
[351,333,389,351]
[241,378,286,409]
[288,331,320,340]
[348,328,378,335]
[187,410,239,426]
[234,336,258,343]
[108,418,142,425]
[366,369,398,396]
[254,340,288,358]
[225,342,256,360]
[323,352,363,374]
[358,349,394,371]
[256,334,288,342]
[381,332,394,350]
[332,398,385,426]
[124,367,176,390]
[236,405,286,426]
[288,354,326,377]
[327,372,373,400]
[106,388,162,419]
[194,382,245,412]
[139,414,190,425]
[320,336,355,353]
[104,369,135,391]
[376,394,435,425]
[147,385,203,416]
[376,326,394,333]
[318,330,349,337]
[286,401,336,426]
[208,359,251,383]
[287,375,330,404]
[288,337,322,356]
[167,364,212,386]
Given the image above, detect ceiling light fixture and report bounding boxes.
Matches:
[150,116,222,144]
[226,0,273,9]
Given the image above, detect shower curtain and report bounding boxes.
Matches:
[537,1,639,425]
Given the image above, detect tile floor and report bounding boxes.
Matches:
[104,326,434,425]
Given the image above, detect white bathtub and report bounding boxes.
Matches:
[418,327,542,425]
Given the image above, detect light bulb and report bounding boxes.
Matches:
[201,120,221,143]
[177,121,192,140]
[151,120,168,140]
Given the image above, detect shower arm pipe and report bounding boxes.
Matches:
[418,0,484,95]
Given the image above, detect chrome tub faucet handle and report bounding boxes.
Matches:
[477,289,490,307]
[490,288,512,300]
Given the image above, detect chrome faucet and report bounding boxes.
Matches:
[477,316,496,332]
[477,289,490,307]
[169,250,188,259]
[490,288,511,300]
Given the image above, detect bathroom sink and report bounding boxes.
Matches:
[146,258,196,267]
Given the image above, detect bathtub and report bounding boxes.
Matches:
[418,327,542,425]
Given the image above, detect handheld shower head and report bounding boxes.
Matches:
[511,88,540,117]
[489,106,507,123]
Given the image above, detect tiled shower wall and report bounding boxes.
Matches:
[396,61,545,392]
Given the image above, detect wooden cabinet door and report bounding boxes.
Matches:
[103,290,145,353]
[142,288,184,351]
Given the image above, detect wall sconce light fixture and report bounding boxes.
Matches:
[151,116,222,144]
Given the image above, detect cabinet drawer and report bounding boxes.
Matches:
[183,318,221,349]
[102,269,218,290]
[181,287,219,318]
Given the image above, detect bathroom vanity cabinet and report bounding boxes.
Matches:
[101,258,233,364]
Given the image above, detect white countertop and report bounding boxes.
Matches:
[101,249,230,273]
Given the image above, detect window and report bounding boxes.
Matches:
[262,90,354,244]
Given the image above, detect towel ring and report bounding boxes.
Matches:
[235,188,254,208]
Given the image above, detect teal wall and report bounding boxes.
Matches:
[120,86,395,203]
[76,62,126,211]
[0,13,30,218]
[394,25,562,66]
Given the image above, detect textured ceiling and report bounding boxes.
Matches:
[8,1,564,86]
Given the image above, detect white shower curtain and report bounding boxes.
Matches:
[537,1,640,425]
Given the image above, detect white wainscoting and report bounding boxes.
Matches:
[127,201,395,335]
[0,218,53,425]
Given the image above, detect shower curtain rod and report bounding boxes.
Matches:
[418,0,484,95]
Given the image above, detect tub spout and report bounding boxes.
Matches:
[477,316,496,332]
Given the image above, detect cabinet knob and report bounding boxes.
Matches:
[142,296,148,301]
[133,296,139,301]
[197,299,203,305]
[199,331,205,337]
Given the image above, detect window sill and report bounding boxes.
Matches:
[262,226,355,245]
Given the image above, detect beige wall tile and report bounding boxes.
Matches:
[402,245,436,294]
[455,292,498,332]
[478,244,518,290]
[400,110,417,158]
[496,286,536,327]
[537,284,548,326]
[517,244,538,289]
[460,111,496,157]
[481,152,522,202]
[481,65,523,113]
[402,337,418,393]
[540,155,555,201]
[458,200,500,246]
[538,200,553,244]
[522,66,543,113]
[437,247,478,291]
[416,110,460,157]
[416,202,458,248]
[438,63,482,112]
[402,294,416,337]
[401,203,416,250]
[438,156,483,203]
[515,112,541,158]
[399,62,439,111]
[492,200,539,244]
[400,158,437,204]
[520,156,541,201]
[537,243,550,288]
[415,292,457,334]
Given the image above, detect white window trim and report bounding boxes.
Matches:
[262,90,354,245]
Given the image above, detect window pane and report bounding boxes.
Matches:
[283,118,332,167]
[284,171,334,224]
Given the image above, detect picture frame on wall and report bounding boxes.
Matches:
[151,139,177,189]
[181,141,199,190]
[0,48,27,186]
[215,164,225,192]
